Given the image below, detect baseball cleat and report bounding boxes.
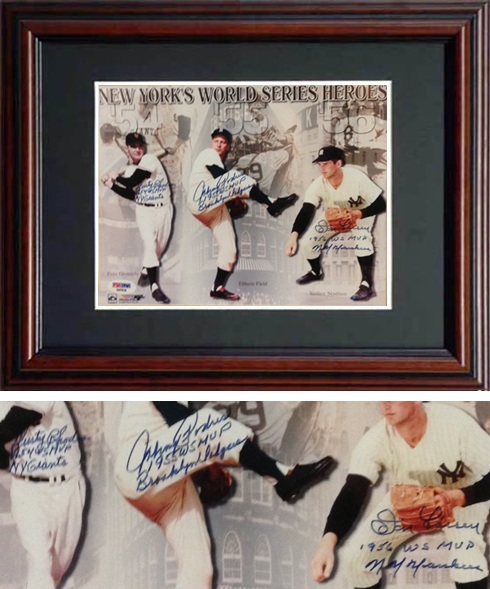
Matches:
[296,270,324,285]
[275,456,335,503]
[138,273,150,287]
[267,193,299,217]
[152,288,170,304]
[351,284,376,301]
[210,288,240,301]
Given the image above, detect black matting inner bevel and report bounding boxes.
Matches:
[41,41,445,351]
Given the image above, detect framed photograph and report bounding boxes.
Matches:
[96,80,391,310]
[1,1,488,390]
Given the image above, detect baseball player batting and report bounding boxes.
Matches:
[311,402,490,589]
[285,145,386,302]
[188,128,298,301]
[0,402,86,589]
[113,401,334,589]
[101,132,174,304]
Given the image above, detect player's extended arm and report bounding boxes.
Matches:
[115,168,151,188]
[152,402,195,426]
[312,474,371,582]
[448,470,490,507]
[0,406,43,469]
[109,183,136,201]
[285,203,316,256]
[206,164,227,179]
[106,168,152,201]
[354,194,386,221]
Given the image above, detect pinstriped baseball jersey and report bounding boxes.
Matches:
[348,403,490,488]
[188,148,224,196]
[304,165,381,210]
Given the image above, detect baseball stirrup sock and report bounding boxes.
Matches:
[357,253,374,287]
[455,578,489,589]
[308,256,322,275]
[214,267,230,290]
[238,440,285,481]
[147,266,158,286]
[249,184,272,206]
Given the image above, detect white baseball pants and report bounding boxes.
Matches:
[10,474,86,589]
[135,201,174,268]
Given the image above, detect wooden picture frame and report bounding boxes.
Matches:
[1,1,488,390]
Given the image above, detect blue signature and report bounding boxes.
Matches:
[320,243,371,253]
[10,456,68,474]
[9,427,83,474]
[136,179,171,202]
[314,219,371,235]
[193,171,254,212]
[12,427,80,459]
[366,556,482,578]
[126,413,248,492]
[371,508,480,536]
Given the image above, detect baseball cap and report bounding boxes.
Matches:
[125,132,147,147]
[312,145,345,164]
[211,127,232,144]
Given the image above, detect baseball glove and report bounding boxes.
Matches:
[391,484,455,534]
[193,464,235,505]
[227,198,249,219]
[325,207,358,232]
[99,123,122,145]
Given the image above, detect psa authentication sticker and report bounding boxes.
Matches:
[108,281,135,294]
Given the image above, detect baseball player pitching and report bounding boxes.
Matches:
[285,145,386,302]
[311,402,490,589]
[101,132,174,304]
[0,402,86,589]
[188,128,298,301]
[112,401,334,589]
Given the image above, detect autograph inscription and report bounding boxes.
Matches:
[135,178,171,203]
[366,556,482,578]
[362,509,482,578]
[371,509,480,536]
[311,223,372,253]
[193,171,254,212]
[126,412,248,492]
[10,427,82,474]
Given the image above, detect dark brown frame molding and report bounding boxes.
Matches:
[1,1,489,390]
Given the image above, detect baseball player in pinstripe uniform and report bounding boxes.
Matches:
[189,128,298,301]
[112,401,334,589]
[312,402,490,589]
[285,145,386,301]
[0,402,86,589]
[102,132,174,304]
